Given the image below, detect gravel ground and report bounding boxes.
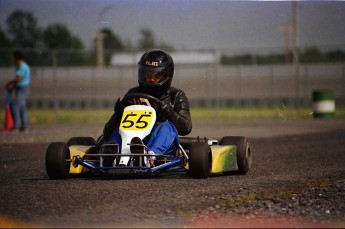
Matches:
[1,120,345,228]
[186,179,345,227]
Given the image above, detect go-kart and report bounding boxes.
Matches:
[45,93,252,179]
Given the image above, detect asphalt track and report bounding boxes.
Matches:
[1,119,345,228]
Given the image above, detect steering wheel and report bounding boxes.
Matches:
[121,93,162,107]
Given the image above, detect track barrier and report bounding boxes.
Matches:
[312,90,335,118]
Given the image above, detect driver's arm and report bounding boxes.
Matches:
[160,90,192,136]
[103,112,117,140]
[103,98,125,140]
[103,90,136,140]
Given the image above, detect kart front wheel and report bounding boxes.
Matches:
[219,136,252,175]
[189,142,212,179]
[46,142,70,179]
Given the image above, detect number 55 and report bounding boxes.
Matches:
[121,113,152,130]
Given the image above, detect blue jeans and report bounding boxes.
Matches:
[109,121,179,155]
[12,87,29,129]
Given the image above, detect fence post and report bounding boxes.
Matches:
[52,50,59,121]
[269,65,274,107]
[236,65,242,107]
[343,62,345,100]
[213,50,220,117]
[303,64,309,107]
[294,62,301,116]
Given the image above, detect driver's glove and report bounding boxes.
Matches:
[160,101,174,118]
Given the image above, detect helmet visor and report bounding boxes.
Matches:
[138,66,170,86]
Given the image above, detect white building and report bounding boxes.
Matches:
[110,51,221,66]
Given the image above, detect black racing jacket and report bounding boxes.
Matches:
[103,86,192,140]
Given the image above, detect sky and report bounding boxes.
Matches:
[0,0,344,54]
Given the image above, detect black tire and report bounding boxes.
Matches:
[189,142,212,179]
[46,142,70,179]
[67,137,96,146]
[219,136,252,175]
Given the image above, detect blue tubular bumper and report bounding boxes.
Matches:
[73,156,185,175]
[150,157,185,173]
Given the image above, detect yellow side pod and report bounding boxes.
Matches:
[69,145,93,174]
[210,145,238,174]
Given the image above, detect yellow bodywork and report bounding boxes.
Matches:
[69,145,93,174]
[210,145,238,174]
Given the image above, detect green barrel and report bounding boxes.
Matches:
[312,90,335,118]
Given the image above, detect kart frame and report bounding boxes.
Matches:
[70,136,209,176]
[46,93,252,179]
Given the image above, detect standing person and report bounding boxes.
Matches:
[5,50,30,132]
[102,49,192,167]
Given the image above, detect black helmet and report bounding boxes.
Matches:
[138,49,174,97]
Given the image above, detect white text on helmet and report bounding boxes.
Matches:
[145,61,159,67]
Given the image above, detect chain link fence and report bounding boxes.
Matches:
[1,48,345,110]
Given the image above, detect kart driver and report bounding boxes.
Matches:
[102,49,192,167]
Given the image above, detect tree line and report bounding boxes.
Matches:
[1,10,344,66]
[222,46,345,65]
[0,10,173,66]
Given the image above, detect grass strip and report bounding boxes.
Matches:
[1,106,344,125]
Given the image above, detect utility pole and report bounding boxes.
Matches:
[292,1,299,65]
[292,1,301,113]
[96,32,105,67]
[278,25,293,64]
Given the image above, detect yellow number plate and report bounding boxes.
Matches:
[120,110,154,131]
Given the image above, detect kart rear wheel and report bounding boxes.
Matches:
[67,137,96,146]
[189,142,212,179]
[219,136,251,175]
[46,142,70,179]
